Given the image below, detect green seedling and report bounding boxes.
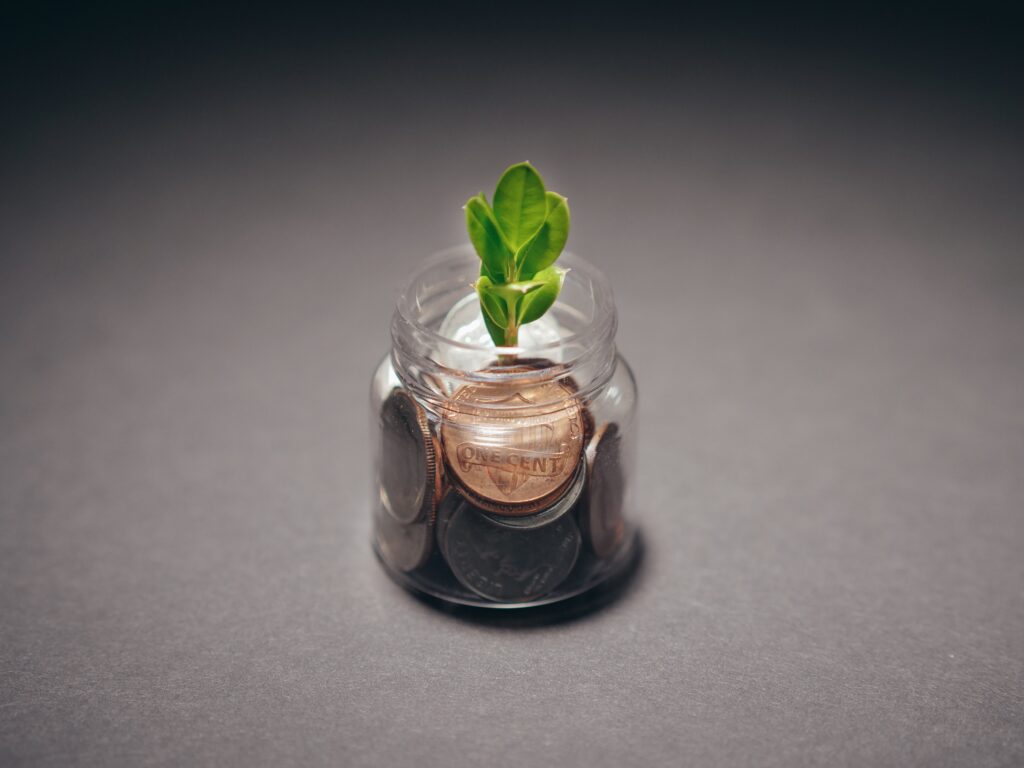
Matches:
[464,162,570,348]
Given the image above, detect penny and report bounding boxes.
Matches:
[482,458,585,531]
[582,422,626,557]
[554,372,596,444]
[444,498,581,602]
[440,371,585,516]
[492,357,596,443]
[379,390,441,524]
[375,506,432,572]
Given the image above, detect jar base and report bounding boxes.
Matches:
[373,526,641,610]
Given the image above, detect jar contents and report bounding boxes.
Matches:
[375,365,629,605]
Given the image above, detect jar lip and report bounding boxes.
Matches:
[394,245,617,361]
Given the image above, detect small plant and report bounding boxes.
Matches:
[465,162,570,348]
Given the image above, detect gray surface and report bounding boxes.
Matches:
[2,31,1024,768]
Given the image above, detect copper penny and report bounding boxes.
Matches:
[440,372,585,516]
[495,357,595,443]
[482,459,585,530]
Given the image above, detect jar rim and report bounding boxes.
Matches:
[394,245,617,362]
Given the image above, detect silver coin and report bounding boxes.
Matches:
[379,390,440,524]
[376,506,432,572]
[443,498,581,603]
[434,491,460,560]
[582,422,625,557]
[482,458,586,531]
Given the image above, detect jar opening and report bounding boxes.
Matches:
[390,246,618,406]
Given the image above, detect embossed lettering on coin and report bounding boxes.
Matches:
[444,499,581,602]
[582,422,625,557]
[440,376,584,516]
[380,390,440,524]
[483,459,585,531]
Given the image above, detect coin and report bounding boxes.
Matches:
[434,490,460,559]
[493,357,596,443]
[482,458,585,531]
[379,390,441,524]
[375,506,433,572]
[443,498,582,602]
[582,422,626,557]
[440,371,585,516]
[555,371,596,445]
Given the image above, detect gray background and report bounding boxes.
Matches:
[2,6,1023,766]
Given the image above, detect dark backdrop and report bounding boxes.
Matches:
[2,4,1022,766]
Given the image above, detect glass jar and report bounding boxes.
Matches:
[370,245,638,608]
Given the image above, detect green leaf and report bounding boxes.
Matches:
[517,266,566,325]
[477,276,546,346]
[467,163,571,347]
[492,162,547,250]
[479,259,501,284]
[516,192,570,278]
[479,279,546,343]
[475,275,508,329]
[481,310,506,347]
[465,194,512,281]
[487,279,546,312]
[479,261,497,283]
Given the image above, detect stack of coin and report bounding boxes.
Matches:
[580,423,625,558]
[375,372,626,603]
[435,371,587,601]
[376,390,442,572]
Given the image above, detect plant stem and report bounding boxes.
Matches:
[504,320,518,348]
[495,319,519,365]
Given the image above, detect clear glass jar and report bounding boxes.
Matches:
[370,245,638,608]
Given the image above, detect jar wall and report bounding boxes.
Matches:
[370,248,638,608]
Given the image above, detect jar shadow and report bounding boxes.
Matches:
[402,531,646,629]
